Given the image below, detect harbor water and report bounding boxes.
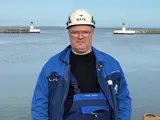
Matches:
[0,27,160,120]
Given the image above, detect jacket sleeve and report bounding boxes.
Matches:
[31,68,49,120]
[117,62,132,120]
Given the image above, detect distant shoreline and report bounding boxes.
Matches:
[0,26,160,30]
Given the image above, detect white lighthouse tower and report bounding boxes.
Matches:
[29,21,40,33]
[122,22,126,31]
[30,21,34,30]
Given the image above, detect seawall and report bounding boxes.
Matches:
[0,29,40,33]
[135,30,160,34]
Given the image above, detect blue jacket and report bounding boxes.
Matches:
[31,45,132,120]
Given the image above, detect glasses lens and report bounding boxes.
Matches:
[70,30,92,37]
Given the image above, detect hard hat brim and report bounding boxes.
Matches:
[67,23,95,29]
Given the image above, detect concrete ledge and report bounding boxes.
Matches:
[135,30,160,34]
[0,29,40,33]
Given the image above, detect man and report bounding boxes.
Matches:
[31,9,132,120]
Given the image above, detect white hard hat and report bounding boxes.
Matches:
[66,9,95,28]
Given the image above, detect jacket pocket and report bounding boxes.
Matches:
[79,106,109,114]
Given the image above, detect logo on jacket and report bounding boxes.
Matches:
[47,72,59,82]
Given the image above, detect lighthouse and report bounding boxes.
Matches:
[30,21,34,30]
[122,22,126,31]
[113,23,135,34]
[29,21,40,33]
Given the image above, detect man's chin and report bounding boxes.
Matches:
[74,48,90,55]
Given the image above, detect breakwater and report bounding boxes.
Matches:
[0,29,40,33]
[135,29,160,34]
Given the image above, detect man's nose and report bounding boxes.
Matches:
[78,32,84,39]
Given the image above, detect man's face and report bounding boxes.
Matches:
[68,25,94,55]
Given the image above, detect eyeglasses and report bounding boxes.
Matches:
[69,30,93,37]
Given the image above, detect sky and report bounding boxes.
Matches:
[0,0,160,28]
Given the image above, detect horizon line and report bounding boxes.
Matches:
[0,25,160,29]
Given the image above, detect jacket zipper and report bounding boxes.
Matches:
[61,64,70,120]
[96,61,115,120]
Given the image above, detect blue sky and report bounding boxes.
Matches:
[0,0,160,28]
